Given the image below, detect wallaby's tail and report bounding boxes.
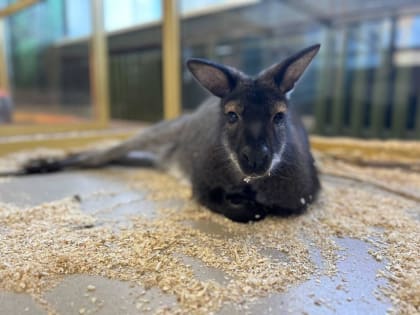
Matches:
[0,116,189,176]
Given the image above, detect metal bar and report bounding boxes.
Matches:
[0,18,9,92]
[91,0,109,126]
[0,0,39,18]
[122,56,130,119]
[331,28,348,135]
[389,16,414,139]
[391,66,411,138]
[109,57,117,118]
[349,69,367,137]
[115,57,123,118]
[162,0,181,120]
[314,29,334,135]
[350,24,368,137]
[370,18,395,138]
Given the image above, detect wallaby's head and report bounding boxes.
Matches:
[187,44,320,177]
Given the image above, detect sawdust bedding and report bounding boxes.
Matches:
[0,146,419,314]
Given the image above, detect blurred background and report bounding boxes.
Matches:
[0,0,419,141]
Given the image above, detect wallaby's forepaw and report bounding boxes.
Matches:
[224,193,266,222]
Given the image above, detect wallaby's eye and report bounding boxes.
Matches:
[227,111,239,124]
[273,112,284,125]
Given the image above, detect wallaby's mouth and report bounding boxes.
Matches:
[229,153,271,181]
[223,139,272,178]
[238,151,283,182]
[237,161,272,182]
[238,147,271,177]
[240,166,270,177]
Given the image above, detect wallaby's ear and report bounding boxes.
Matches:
[259,44,320,94]
[187,58,238,98]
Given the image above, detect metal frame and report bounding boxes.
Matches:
[0,0,110,136]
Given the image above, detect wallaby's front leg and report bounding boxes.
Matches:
[199,187,267,222]
[223,195,267,222]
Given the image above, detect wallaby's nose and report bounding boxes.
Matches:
[240,145,270,174]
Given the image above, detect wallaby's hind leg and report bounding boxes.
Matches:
[111,151,157,167]
[21,137,145,174]
[19,116,189,175]
[64,137,145,168]
[21,150,156,175]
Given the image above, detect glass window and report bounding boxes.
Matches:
[396,15,420,49]
[1,0,164,127]
[180,0,420,139]
[0,0,7,10]
[0,0,15,10]
[104,0,161,32]
[63,0,92,39]
[2,0,93,125]
[106,0,163,122]
[180,0,257,14]
[181,0,319,114]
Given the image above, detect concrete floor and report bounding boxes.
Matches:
[0,169,393,314]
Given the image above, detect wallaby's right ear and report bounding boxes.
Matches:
[187,58,238,98]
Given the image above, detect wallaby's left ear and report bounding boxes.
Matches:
[259,44,320,93]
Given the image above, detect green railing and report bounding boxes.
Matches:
[109,49,163,122]
[314,25,420,140]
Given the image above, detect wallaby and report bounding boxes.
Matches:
[11,44,321,222]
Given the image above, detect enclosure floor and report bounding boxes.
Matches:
[0,164,418,315]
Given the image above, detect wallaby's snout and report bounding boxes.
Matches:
[239,144,271,175]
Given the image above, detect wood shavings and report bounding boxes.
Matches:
[0,144,418,314]
[86,285,96,291]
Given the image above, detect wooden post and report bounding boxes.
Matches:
[91,0,110,126]
[162,0,181,120]
[0,18,9,92]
